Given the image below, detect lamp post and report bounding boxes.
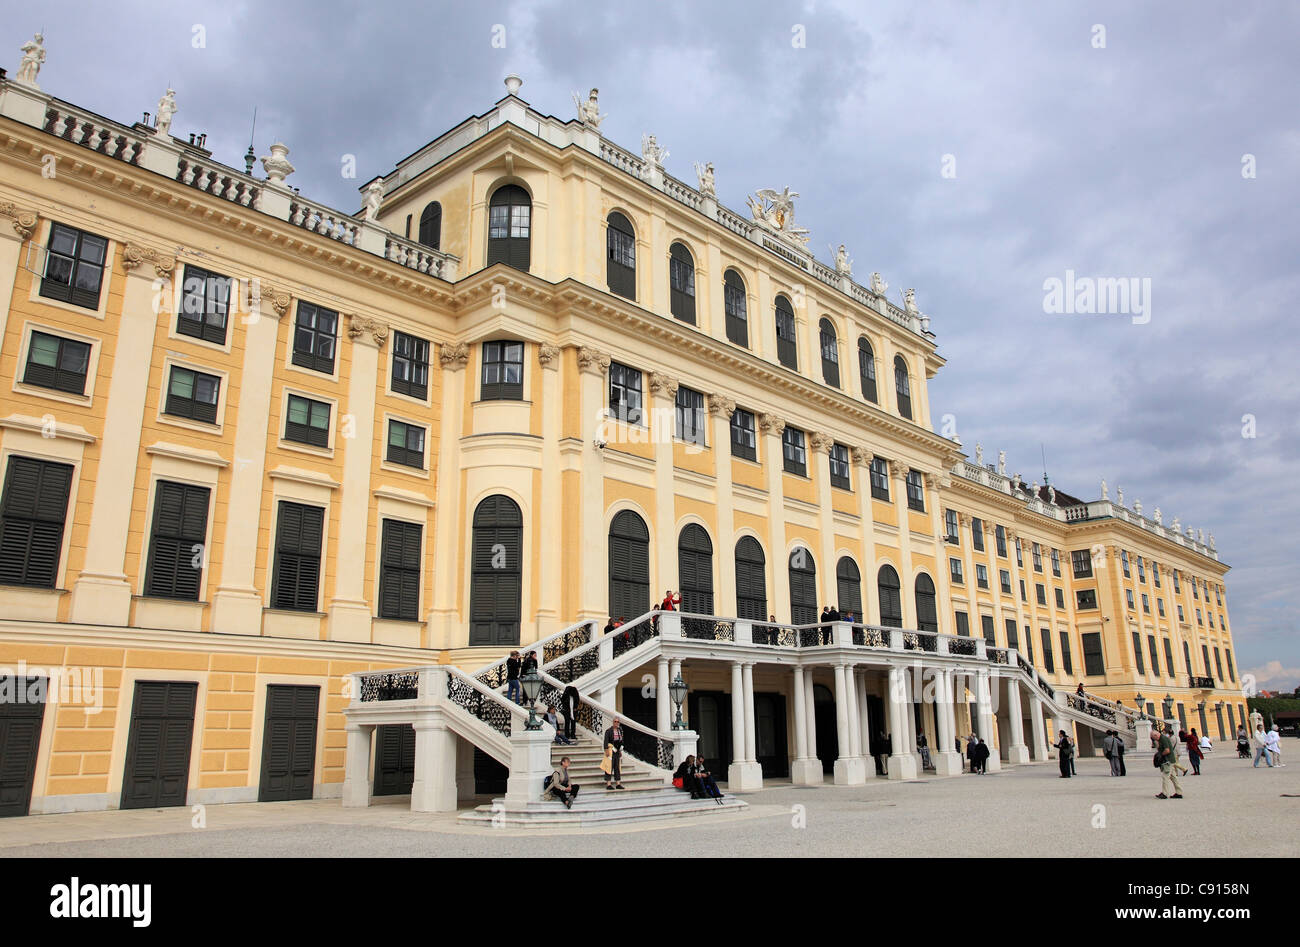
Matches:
[521,667,542,731]
[1162,694,1174,724]
[669,674,688,730]
[1136,693,1145,720]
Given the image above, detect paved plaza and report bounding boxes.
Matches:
[2,753,1295,858]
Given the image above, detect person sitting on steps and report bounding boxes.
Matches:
[548,756,579,809]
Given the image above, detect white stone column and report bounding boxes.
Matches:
[576,347,610,621]
[833,663,866,785]
[760,414,790,620]
[649,372,678,596]
[1005,677,1030,764]
[887,666,918,779]
[857,670,876,775]
[793,666,822,784]
[341,723,373,808]
[429,343,468,647]
[933,669,963,776]
[977,670,1001,772]
[804,666,820,773]
[657,656,671,733]
[742,663,758,762]
[211,284,291,634]
[328,316,385,642]
[1030,694,1050,761]
[709,395,739,615]
[535,343,562,637]
[69,246,176,625]
[410,719,458,812]
[727,662,760,790]
[846,665,862,758]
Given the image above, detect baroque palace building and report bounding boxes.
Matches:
[0,51,1243,817]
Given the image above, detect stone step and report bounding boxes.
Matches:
[458,788,745,827]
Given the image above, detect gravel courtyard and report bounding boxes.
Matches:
[3,754,1295,858]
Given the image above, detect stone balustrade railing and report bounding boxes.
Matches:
[288,195,360,245]
[42,100,144,166]
[598,139,646,178]
[176,157,260,208]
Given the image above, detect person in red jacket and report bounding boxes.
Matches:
[660,590,681,611]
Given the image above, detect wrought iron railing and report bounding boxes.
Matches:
[471,617,602,689]
[446,673,513,737]
[543,622,595,664]
[1066,692,1118,723]
[611,616,659,658]
[1189,676,1215,689]
[681,614,735,641]
[536,670,675,772]
[986,647,1010,665]
[904,630,939,653]
[358,671,420,702]
[948,637,978,656]
[750,622,798,647]
[548,648,600,685]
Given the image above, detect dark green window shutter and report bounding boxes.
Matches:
[0,456,73,588]
[608,510,650,621]
[145,480,211,600]
[788,548,817,625]
[677,524,713,616]
[469,496,522,645]
[378,519,422,621]
[835,557,861,616]
[735,537,767,620]
[271,501,324,612]
[877,565,902,627]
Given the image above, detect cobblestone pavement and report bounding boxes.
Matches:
[2,755,1295,857]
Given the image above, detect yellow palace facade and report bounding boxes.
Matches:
[0,62,1242,816]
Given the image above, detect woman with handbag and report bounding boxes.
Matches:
[603,718,625,789]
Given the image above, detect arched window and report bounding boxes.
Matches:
[678,524,714,635]
[469,496,522,645]
[894,355,912,420]
[836,557,862,618]
[914,573,938,633]
[877,565,903,628]
[606,212,636,300]
[735,537,767,621]
[723,269,748,347]
[668,242,695,324]
[417,201,442,250]
[775,295,798,370]
[608,510,650,621]
[819,318,840,387]
[858,337,877,403]
[788,546,817,625]
[487,185,531,272]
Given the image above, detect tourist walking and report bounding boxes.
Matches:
[1154,723,1184,799]
[1252,723,1274,768]
[604,717,625,789]
[560,683,580,744]
[548,756,580,809]
[1185,728,1203,775]
[1053,730,1074,777]
[974,738,990,774]
[1266,725,1285,767]
[1103,730,1122,776]
[917,732,933,771]
[966,733,979,773]
[1117,731,1127,775]
[505,650,522,704]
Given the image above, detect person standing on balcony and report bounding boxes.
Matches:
[549,757,579,809]
[1053,730,1074,778]
[506,651,522,704]
[560,683,580,744]
[604,718,625,789]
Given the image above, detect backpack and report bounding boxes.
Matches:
[1152,751,1163,768]
[543,773,554,789]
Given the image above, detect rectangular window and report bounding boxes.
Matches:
[1177,604,1184,622]
[724,279,748,347]
[1075,588,1098,610]
[1137,557,1146,583]
[1122,550,1131,578]
[1019,579,1027,602]
[669,254,695,324]
[164,366,220,424]
[1183,642,1192,674]
[391,331,430,400]
[23,330,91,395]
[1196,609,1202,626]
[40,222,108,309]
[1225,649,1235,682]
[1059,631,1073,676]
[674,386,706,446]
[905,469,925,512]
[775,306,797,369]
[1040,628,1054,673]
[782,427,807,476]
[1192,581,1199,600]
[829,443,851,490]
[995,525,1007,558]
[1082,633,1104,676]
[284,394,331,448]
[1015,539,1023,567]
[1024,625,1033,664]
[1005,619,1019,651]
[0,456,73,588]
[869,458,890,500]
[271,501,324,612]
[1035,583,1046,606]
[999,569,1011,594]
[729,408,756,461]
[386,420,426,469]
[1051,548,1061,577]
[1157,598,1165,617]
[1201,644,1212,677]
[378,519,422,621]
[1153,561,1162,588]
[1131,631,1145,674]
[972,518,984,552]
[1141,593,1150,614]
[981,615,996,646]
[1173,572,1181,594]
[177,265,231,345]
[1071,549,1093,578]
[954,610,970,637]
[1215,586,1222,606]
[144,480,210,601]
[1163,639,1176,677]
[944,509,958,543]
[481,340,524,400]
[1054,587,1065,609]
[976,564,989,589]
[949,557,964,584]
[1032,542,1042,572]
[609,362,644,424]
[1148,636,1160,677]
[291,301,338,374]
[1126,589,1135,610]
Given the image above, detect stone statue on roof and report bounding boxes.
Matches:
[997,450,1007,475]
[903,288,920,316]
[155,88,178,137]
[641,133,667,168]
[573,88,605,132]
[1100,478,1108,500]
[747,187,810,246]
[871,271,888,296]
[362,178,384,220]
[975,442,984,466]
[17,33,45,86]
[694,161,715,199]
[834,244,852,276]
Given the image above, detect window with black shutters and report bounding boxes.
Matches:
[284,394,331,448]
[1040,627,1055,673]
[1142,593,1150,614]
[949,558,963,584]
[378,519,422,621]
[914,574,938,632]
[735,537,767,621]
[390,332,430,400]
[608,510,649,623]
[1121,550,1130,577]
[1005,619,1019,651]
[955,611,970,637]
[1059,631,1074,675]
[481,340,524,400]
[1081,633,1104,676]
[164,366,220,424]
[982,615,996,646]
[1055,587,1065,609]
[1164,639,1175,677]
[1173,571,1181,593]
[1137,556,1146,583]
[1071,549,1092,578]
[730,408,756,461]
[291,302,338,374]
[674,386,705,446]
[609,362,643,424]
[177,265,231,344]
[858,337,877,403]
[782,427,806,476]
[972,518,985,552]
[1015,539,1023,567]
[1131,632,1145,674]
[487,185,531,271]
[1051,548,1061,577]
[995,525,1007,557]
[1036,583,1046,606]
[669,243,696,324]
[23,331,91,395]
[1020,580,1027,601]
[1225,649,1235,681]
[1000,569,1011,594]
[606,212,636,300]
[976,565,988,588]
[1149,636,1161,677]
[271,502,324,612]
[677,525,714,617]
[829,443,850,490]
[723,269,748,347]
[1183,641,1192,675]
[944,509,958,543]
[788,548,817,625]
[905,469,925,512]
[869,457,889,500]
[1201,644,1212,678]
[144,481,210,600]
[1032,542,1042,571]
[386,420,425,469]
[418,201,442,250]
[1023,624,1033,663]
[775,296,798,370]
[835,557,862,617]
[0,456,73,588]
[819,318,839,387]
[894,356,912,420]
[40,222,108,309]
[873,567,904,624]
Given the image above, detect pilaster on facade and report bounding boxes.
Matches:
[428,341,469,648]
[576,345,610,621]
[758,413,790,620]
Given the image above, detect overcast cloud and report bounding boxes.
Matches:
[4,1,1296,687]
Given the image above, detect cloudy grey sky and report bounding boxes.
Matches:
[5,1,1297,688]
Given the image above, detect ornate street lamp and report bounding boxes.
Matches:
[1162,694,1174,722]
[669,674,688,730]
[521,667,543,730]
[1135,692,1146,720]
